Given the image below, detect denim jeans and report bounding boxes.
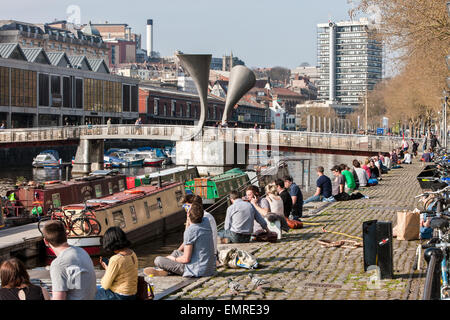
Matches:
[303,194,321,204]
[322,196,336,202]
[95,286,136,300]
[218,229,251,243]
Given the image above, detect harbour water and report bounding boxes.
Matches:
[0,151,370,270]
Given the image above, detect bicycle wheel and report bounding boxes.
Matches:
[423,254,441,300]
[85,217,102,235]
[71,218,92,236]
[37,216,67,235]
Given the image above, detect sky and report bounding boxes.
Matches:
[0,0,367,69]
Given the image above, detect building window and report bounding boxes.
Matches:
[164,104,167,116]
[171,100,176,117]
[122,84,130,112]
[154,98,159,115]
[131,85,138,112]
[186,102,191,118]
[38,73,49,106]
[75,78,83,109]
[63,76,72,108]
[50,75,61,107]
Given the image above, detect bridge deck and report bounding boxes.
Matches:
[0,125,412,154]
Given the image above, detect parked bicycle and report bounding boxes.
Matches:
[37,201,101,237]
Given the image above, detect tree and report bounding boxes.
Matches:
[268,67,291,83]
[354,0,450,132]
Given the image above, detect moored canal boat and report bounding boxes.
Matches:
[46,181,186,256]
[2,170,127,227]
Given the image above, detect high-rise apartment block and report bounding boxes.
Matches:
[317,18,383,106]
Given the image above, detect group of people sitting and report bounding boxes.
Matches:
[0,222,140,300]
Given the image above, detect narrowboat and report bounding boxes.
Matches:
[49,181,186,256]
[32,150,62,168]
[134,166,199,186]
[2,170,127,227]
[185,168,251,205]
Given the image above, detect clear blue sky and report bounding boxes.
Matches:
[1,0,365,69]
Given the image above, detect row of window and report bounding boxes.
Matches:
[151,98,225,120]
[0,66,138,112]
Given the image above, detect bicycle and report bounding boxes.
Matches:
[421,211,450,300]
[37,202,102,237]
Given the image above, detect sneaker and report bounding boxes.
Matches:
[143,267,169,277]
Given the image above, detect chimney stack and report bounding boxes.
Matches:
[146,19,153,58]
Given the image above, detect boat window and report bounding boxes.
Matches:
[130,205,137,224]
[175,190,183,205]
[144,201,150,219]
[157,198,163,213]
[108,182,113,195]
[118,180,125,191]
[95,185,102,198]
[52,193,61,208]
[112,210,126,228]
[104,218,108,226]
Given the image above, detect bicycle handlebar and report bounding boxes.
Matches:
[415,185,450,198]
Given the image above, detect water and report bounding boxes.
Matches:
[0,151,369,270]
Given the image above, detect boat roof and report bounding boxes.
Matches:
[135,166,196,179]
[39,150,59,158]
[209,168,247,182]
[63,181,182,210]
[29,174,126,190]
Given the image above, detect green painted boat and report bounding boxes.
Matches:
[185,168,250,204]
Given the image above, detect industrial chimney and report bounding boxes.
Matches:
[146,19,153,58]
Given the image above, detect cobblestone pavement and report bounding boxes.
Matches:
[167,162,428,300]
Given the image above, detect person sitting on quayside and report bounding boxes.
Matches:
[42,220,96,300]
[422,148,432,162]
[402,150,412,164]
[144,202,216,278]
[275,179,292,218]
[352,160,369,187]
[340,164,356,194]
[0,258,50,300]
[303,166,335,204]
[331,165,345,197]
[179,194,218,260]
[218,190,270,244]
[96,227,138,300]
[284,175,303,221]
[245,185,270,217]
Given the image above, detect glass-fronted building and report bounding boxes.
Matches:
[0,43,139,128]
[317,18,383,107]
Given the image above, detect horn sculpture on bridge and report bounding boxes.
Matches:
[176,53,211,140]
[222,65,256,125]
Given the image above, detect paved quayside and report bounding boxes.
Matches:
[161,161,427,300]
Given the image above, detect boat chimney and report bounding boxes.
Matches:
[157,175,161,188]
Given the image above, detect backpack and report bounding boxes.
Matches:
[218,248,259,269]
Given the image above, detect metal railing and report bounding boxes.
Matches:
[0,124,416,153]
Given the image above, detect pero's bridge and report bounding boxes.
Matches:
[0,124,409,175]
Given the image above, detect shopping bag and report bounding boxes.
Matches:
[393,210,420,240]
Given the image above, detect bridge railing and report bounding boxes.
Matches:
[0,124,418,153]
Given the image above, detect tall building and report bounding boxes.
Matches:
[316,18,383,106]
